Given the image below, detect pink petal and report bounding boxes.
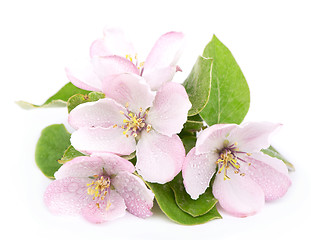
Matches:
[245,152,292,201]
[182,148,218,199]
[68,98,126,130]
[213,168,265,217]
[196,124,237,155]
[136,131,185,184]
[147,82,191,136]
[90,27,136,58]
[55,156,104,179]
[104,73,155,113]
[227,122,282,153]
[55,154,135,180]
[65,62,102,92]
[143,32,184,90]
[81,190,126,223]
[70,126,136,155]
[92,56,139,94]
[91,152,135,176]
[144,31,184,72]
[142,66,176,91]
[112,171,154,218]
[44,177,91,215]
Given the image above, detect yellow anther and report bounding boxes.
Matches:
[113,124,118,128]
[138,61,145,70]
[126,54,133,62]
[125,102,129,108]
[86,176,111,207]
[246,153,252,156]
[218,163,225,174]
[216,149,241,179]
[146,124,152,133]
[123,127,130,135]
[224,175,230,181]
[120,111,124,115]
[106,200,112,211]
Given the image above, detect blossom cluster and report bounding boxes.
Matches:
[22,28,292,224]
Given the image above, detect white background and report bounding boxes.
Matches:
[1,0,310,239]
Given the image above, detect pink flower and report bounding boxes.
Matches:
[44,153,154,224]
[182,122,292,217]
[66,27,184,93]
[68,73,191,184]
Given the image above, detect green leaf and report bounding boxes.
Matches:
[67,91,105,113]
[58,145,85,164]
[146,180,221,225]
[183,56,213,116]
[182,114,204,133]
[200,35,250,125]
[121,151,136,161]
[181,136,197,154]
[169,173,218,217]
[66,94,89,113]
[16,82,90,109]
[261,146,295,171]
[35,124,71,179]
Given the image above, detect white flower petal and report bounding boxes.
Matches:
[147,82,191,136]
[136,131,185,184]
[182,148,217,199]
[71,126,136,156]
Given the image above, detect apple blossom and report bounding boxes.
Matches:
[66,27,185,93]
[68,73,191,184]
[182,122,292,217]
[44,153,154,223]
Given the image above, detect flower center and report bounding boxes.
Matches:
[114,104,152,138]
[87,175,111,210]
[125,53,145,75]
[216,141,251,180]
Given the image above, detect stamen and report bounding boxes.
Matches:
[106,200,111,211]
[126,54,133,62]
[216,142,252,180]
[138,61,145,70]
[146,124,152,133]
[115,103,152,138]
[87,176,111,209]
